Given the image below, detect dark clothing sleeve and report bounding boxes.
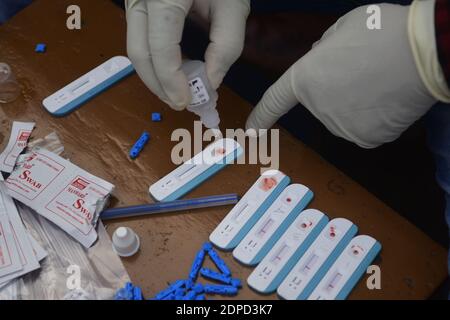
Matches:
[435,0,450,86]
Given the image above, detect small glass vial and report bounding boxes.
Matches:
[181,60,220,129]
[0,63,20,104]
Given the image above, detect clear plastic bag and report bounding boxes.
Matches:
[0,63,20,104]
[0,202,130,300]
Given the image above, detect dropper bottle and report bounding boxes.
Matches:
[181,60,220,129]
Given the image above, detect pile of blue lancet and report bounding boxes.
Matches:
[115,242,242,300]
[115,282,145,300]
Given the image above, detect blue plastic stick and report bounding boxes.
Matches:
[161,293,175,300]
[193,283,204,293]
[203,284,238,296]
[207,247,231,276]
[129,131,150,159]
[183,290,197,300]
[200,268,231,284]
[154,280,185,300]
[189,250,206,281]
[101,194,239,220]
[133,286,144,300]
[152,112,162,122]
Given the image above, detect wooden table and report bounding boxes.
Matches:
[0,0,446,299]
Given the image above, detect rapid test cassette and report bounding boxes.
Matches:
[209,170,290,250]
[308,235,381,300]
[247,209,329,294]
[277,218,357,300]
[232,184,314,266]
[43,56,134,116]
[149,138,242,202]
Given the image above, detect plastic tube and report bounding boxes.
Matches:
[101,194,239,220]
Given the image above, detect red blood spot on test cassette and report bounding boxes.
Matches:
[351,245,363,256]
[260,177,277,191]
[329,226,336,238]
[213,147,226,156]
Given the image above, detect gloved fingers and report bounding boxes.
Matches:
[190,0,211,21]
[245,65,299,133]
[147,0,194,110]
[205,0,250,89]
[126,1,171,106]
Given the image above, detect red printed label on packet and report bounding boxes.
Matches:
[18,131,31,141]
[2,130,32,169]
[5,151,65,201]
[44,176,109,235]
[71,178,89,190]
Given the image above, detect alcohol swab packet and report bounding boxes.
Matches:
[0,214,22,279]
[27,233,47,262]
[0,184,41,286]
[0,121,35,173]
[4,148,115,248]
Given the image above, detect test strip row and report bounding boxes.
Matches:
[277,218,358,299]
[232,184,314,266]
[247,209,328,293]
[209,171,381,300]
[209,170,290,250]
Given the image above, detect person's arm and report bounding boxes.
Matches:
[246,0,449,148]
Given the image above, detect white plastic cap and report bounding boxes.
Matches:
[112,227,140,257]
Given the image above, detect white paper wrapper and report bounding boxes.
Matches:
[0,121,35,173]
[4,148,114,248]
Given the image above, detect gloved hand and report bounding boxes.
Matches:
[246,2,450,148]
[125,0,250,110]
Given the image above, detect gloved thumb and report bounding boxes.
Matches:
[245,66,299,134]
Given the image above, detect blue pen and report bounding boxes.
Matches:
[101,194,239,220]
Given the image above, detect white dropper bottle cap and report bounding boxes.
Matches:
[112,226,140,257]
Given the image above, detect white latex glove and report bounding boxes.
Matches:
[125,0,250,110]
[246,2,450,148]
